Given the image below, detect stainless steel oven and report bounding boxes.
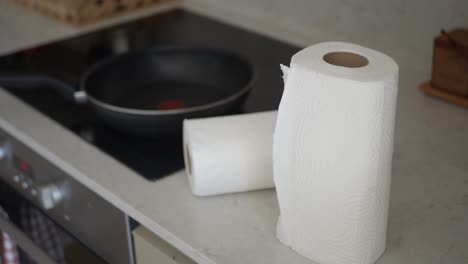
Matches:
[0,129,134,264]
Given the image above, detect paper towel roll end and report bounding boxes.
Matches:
[184,144,193,176]
[322,51,369,68]
[291,41,398,82]
[183,141,199,195]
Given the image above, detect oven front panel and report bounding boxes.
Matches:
[0,129,134,264]
[0,181,106,264]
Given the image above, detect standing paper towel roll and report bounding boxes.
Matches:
[274,42,398,264]
[183,111,277,196]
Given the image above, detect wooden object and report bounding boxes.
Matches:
[431,29,468,96]
[420,82,468,108]
[14,0,173,26]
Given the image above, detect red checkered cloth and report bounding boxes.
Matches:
[0,231,20,264]
[20,204,65,264]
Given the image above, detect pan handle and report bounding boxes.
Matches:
[0,75,87,103]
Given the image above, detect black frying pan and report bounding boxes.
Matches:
[0,48,255,137]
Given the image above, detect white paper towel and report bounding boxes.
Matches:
[273,42,398,264]
[183,111,277,196]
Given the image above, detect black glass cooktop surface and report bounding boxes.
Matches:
[0,9,299,180]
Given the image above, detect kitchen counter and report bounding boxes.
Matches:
[1,3,468,264]
[2,65,468,264]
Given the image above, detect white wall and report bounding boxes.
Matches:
[185,0,468,74]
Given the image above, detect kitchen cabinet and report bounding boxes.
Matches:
[133,226,195,264]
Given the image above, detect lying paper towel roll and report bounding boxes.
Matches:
[183,111,277,196]
[274,42,398,264]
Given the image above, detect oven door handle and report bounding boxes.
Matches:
[0,213,57,264]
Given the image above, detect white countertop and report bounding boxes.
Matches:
[0,1,468,264]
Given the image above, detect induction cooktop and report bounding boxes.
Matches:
[0,9,299,180]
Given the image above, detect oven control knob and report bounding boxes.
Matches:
[21,181,29,189]
[38,184,64,210]
[13,175,21,183]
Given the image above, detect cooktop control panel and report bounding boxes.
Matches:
[0,130,66,210]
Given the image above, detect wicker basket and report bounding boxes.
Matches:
[14,0,173,25]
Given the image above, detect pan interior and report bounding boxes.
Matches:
[83,50,252,111]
